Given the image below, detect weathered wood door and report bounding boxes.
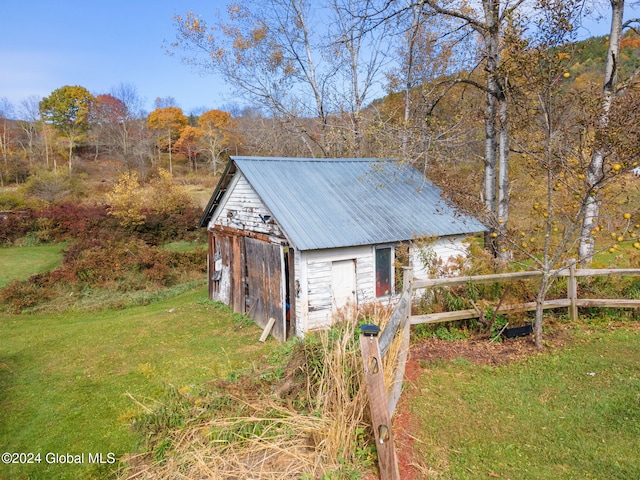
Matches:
[245,237,287,341]
[332,259,356,313]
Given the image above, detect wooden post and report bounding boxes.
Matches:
[387,267,413,418]
[360,329,400,480]
[567,260,578,321]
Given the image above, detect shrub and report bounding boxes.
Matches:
[1,237,207,313]
[0,273,56,313]
[0,210,35,245]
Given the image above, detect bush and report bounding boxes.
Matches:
[0,237,207,313]
[0,273,57,313]
[0,210,35,244]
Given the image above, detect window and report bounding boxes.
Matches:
[375,247,392,297]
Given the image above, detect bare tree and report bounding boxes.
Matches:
[0,97,15,184]
[110,83,149,170]
[168,0,392,157]
[17,96,45,168]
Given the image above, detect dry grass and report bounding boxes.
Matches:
[119,303,407,479]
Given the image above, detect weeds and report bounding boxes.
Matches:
[118,306,408,479]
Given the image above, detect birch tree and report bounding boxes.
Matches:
[578,0,638,262]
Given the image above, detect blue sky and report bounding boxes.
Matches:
[0,0,231,117]
[0,1,636,118]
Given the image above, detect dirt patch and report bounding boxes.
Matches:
[410,326,572,366]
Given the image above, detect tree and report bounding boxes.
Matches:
[17,96,45,169]
[577,0,639,262]
[89,94,128,160]
[505,0,584,347]
[169,0,391,157]
[363,0,529,258]
[147,106,188,174]
[373,3,473,167]
[419,0,531,260]
[198,109,235,174]
[39,85,95,172]
[110,83,151,170]
[107,168,194,228]
[106,170,146,226]
[0,97,16,186]
[174,125,204,171]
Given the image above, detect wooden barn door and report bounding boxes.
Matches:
[244,237,287,341]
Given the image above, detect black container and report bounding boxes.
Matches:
[502,324,533,338]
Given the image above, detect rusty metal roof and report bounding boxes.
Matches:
[201,156,486,251]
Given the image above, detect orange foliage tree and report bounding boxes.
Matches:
[198,109,236,175]
[147,107,188,174]
[175,125,205,172]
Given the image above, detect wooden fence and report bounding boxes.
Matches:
[360,266,640,480]
[410,266,640,325]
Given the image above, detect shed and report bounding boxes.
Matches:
[199,157,486,340]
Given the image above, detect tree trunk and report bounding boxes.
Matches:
[483,0,503,256]
[534,293,544,348]
[578,0,625,263]
[497,93,510,260]
[534,273,551,349]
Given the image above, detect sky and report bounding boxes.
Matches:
[0,0,232,118]
[0,1,638,119]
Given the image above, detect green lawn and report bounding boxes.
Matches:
[410,325,640,479]
[0,244,65,288]
[0,288,274,480]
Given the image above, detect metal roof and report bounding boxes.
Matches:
[202,156,486,251]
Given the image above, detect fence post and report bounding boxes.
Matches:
[568,260,578,321]
[359,326,400,480]
[387,267,413,418]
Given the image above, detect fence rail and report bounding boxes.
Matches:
[363,266,640,479]
[410,267,640,325]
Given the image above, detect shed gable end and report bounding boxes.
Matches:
[210,173,286,240]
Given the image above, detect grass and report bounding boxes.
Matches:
[162,240,203,253]
[0,244,65,288]
[410,324,640,479]
[0,287,274,480]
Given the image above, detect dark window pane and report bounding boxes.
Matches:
[376,247,392,297]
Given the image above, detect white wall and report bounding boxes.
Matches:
[410,235,472,282]
[296,245,374,335]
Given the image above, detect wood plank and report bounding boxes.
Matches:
[212,224,286,244]
[572,268,640,277]
[412,271,542,289]
[410,299,571,325]
[259,317,276,342]
[379,288,412,357]
[360,334,400,480]
[568,262,578,321]
[387,268,413,419]
[575,299,640,308]
[412,268,640,290]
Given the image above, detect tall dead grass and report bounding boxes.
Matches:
[120,303,405,479]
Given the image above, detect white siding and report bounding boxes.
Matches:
[210,173,286,239]
[411,235,471,281]
[297,246,375,335]
[295,239,473,335]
